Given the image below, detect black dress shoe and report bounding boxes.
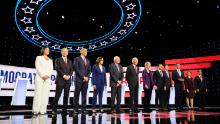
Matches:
[116,109,125,113]
[73,110,78,114]
[62,110,69,115]
[100,109,104,113]
[52,111,57,115]
[111,109,116,113]
[134,109,139,113]
[82,110,88,114]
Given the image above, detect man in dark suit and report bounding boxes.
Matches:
[109,56,124,113]
[52,48,74,114]
[194,69,207,110]
[153,64,165,108]
[73,48,91,114]
[163,64,171,110]
[126,57,139,112]
[172,63,185,110]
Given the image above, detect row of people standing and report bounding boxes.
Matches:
[32,47,208,115]
[32,47,123,115]
[126,59,208,112]
[32,47,91,115]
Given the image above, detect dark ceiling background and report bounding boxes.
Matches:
[1,0,220,67]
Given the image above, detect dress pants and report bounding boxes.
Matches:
[32,77,50,113]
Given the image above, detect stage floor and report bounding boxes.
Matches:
[1,108,220,124]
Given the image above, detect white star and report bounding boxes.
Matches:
[127,12,137,19]
[52,44,61,49]
[24,27,36,33]
[30,0,43,5]
[109,36,118,41]
[20,17,32,24]
[76,47,83,51]
[67,47,73,51]
[41,40,50,46]
[118,29,127,35]
[124,21,133,27]
[122,0,128,2]
[32,34,42,40]
[89,45,97,50]
[100,41,108,46]
[21,6,34,14]
[125,3,136,10]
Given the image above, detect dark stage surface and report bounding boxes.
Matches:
[1,108,220,124]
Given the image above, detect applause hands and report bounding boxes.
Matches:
[83,76,89,82]
[42,75,49,81]
[178,78,184,82]
[145,84,149,89]
[117,80,122,87]
[63,75,70,81]
[93,85,96,90]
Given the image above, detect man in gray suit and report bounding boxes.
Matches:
[109,56,124,113]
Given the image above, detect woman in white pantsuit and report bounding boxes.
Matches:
[32,47,53,115]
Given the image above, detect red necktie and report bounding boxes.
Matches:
[135,66,138,73]
[200,76,203,81]
[83,58,87,66]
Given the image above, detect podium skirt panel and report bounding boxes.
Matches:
[32,77,51,113]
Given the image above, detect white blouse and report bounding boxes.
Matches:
[35,56,53,79]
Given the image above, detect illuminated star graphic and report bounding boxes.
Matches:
[52,44,61,49]
[41,40,50,46]
[100,41,108,46]
[21,6,34,14]
[32,34,42,40]
[125,3,136,10]
[124,21,133,27]
[89,45,97,50]
[30,0,43,5]
[127,12,137,19]
[109,36,118,41]
[67,47,73,51]
[76,47,83,51]
[118,29,127,35]
[122,0,128,2]
[20,17,32,24]
[24,27,36,33]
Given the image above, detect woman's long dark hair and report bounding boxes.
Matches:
[39,47,53,60]
[40,47,49,56]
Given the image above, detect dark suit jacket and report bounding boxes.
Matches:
[172,70,185,90]
[194,76,207,91]
[153,70,165,89]
[108,63,123,87]
[73,56,91,83]
[92,64,107,88]
[164,70,171,88]
[126,64,139,88]
[55,57,74,85]
[142,69,154,88]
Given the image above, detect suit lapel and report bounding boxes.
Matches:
[131,65,138,75]
[114,64,120,73]
[79,56,86,68]
[97,65,102,73]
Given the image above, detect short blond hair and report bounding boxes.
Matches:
[113,56,120,62]
[80,48,87,53]
[145,61,151,66]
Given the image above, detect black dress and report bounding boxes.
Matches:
[184,77,196,98]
